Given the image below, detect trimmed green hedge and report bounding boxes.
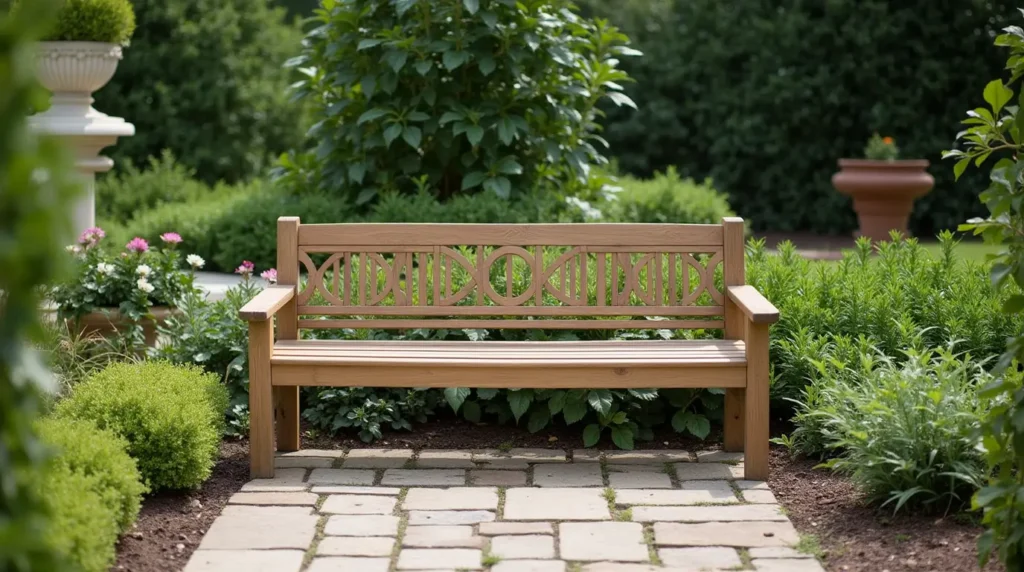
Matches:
[580,0,1015,235]
[36,417,147,572]
[56,361,229,490]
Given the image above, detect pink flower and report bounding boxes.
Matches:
[125,237,149,253]
[235,260,255,278]
[78,226,105,247]
[260,268,278,284]
[160,232,182,244]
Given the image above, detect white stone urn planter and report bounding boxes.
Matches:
[30,41,134,236]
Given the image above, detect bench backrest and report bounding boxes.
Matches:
[276,217,746,331]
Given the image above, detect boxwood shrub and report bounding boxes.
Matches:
[35,0,136,44]
[56,361,229,490]
[36,417,146,533]
[38,465,120,572]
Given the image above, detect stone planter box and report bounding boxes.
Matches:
[67,306,179,347]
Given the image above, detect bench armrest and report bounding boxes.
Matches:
[726,285,779,324]
[239,285,295,321]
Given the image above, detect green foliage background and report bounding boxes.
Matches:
[578,0,1017,235]
[93,0,306,184]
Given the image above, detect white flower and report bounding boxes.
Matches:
[65,244,82,255]
[186,254,205,269]
[96,263,115,275]
[137,278,155,294]
[135,264,152,277]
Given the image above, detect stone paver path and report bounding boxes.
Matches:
[185,449,823,572]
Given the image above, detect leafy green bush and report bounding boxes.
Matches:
[799,346,990,514]
[749,234,1023,406]
[601,168,735,224]
[34,0,136,44]
[942,16,1024,567]
[282,0,639,207]
[304,387,442,442]
[578,0,1016,235]
[156,278,263,436]
[37,465,119,572]
[56,361,229,490]
[92,0,305,183]
[36,417,146,533]
[96,151,210,222]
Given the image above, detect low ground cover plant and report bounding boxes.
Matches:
[55,361,228,490]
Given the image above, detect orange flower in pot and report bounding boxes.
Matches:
[832,133,935,241]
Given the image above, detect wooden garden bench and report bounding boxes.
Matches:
[240,217,779,479]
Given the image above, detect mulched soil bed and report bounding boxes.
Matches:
[113,441,249,572]
[115,418,997,572]
[769,449,1000,572]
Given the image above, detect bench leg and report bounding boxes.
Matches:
[249,320,275,478]
[723,389,745,452]
[274,386,300,452]
[744,321,770,480]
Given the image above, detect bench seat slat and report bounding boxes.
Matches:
[271,340,747,368]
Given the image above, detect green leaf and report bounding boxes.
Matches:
[563,398,587,424]
[953,158,970,181]
[478,55,496,76]
[383,123,403,147]
[527,408,551,433]
[606,92,637,109]
[358,39,384,51]
[548,391,567,415]
[583,423,602,447]
[356,188,377,205]
[480,10,498,28]
[686,414,711,439]
[462,0,479,14]
[402,125,422,149]
[466,125,485,146]
[461,171,488,191]
[444,387,470,412]
[384,50,408,72]
[476,388,499,400]
[671,410,691,433]
[497,117,515,145]
[407,111,430,122]
[508,390,533,421]
[483,177,512,199]
[983,79,1014,114]
[414,60,433,75]
[587,389,614,415]
[443,50,469,71]
[357,108,388,125]
[495,157,523,175]
[462,400,481,423]
[348,162,367,184]
[440,111,464,125]
[610,425,635,450]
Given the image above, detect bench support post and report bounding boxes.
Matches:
[721,216,746,452]
[744,321,770,480]
[249,319,275,478]
[273,216,301,452]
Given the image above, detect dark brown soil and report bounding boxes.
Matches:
[769,449,1000,572]
[115,420,998,572]
[113,442,249,572]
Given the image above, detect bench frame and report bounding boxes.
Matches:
[241,217,778,480]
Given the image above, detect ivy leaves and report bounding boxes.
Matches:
[282,0,640,207]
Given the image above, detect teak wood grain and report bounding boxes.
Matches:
[239,217,779,481]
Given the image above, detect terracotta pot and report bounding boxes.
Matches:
[67,306,179,347]
[831,159,935,242]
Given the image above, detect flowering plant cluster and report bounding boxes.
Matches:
[50,227,203,321]
[864,133,900,161]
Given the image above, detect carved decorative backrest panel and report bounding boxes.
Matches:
[291,223,727,330]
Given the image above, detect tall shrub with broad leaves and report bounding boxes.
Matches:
[943,9,1024,567]
[280,0,639,207]
[0,0,81,568]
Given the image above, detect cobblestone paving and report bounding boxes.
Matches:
[184,449,823,572]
